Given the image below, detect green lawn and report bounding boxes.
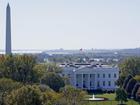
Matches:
[87,93,140,105]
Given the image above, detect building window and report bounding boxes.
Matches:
[108,74,111,78]
[62,74,65,77]
[90,82,92,86]
[114,81,116,86]
[68,74,70,78]
[103,74,105,78]
[97,81,100,87]
[76,84,78,87]
[108,81,111,86]
[114,73,117,78]
[90,74,92,78]
[97,74,100,78]
[83,81,86,88]
[83,74,86,78]
[103,81,105,86]
[83,84,86,88]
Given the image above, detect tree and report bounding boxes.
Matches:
[60,85,87,105]
[38,84,54,93]
[35,63,62,73]
[119,57,140,77]
[134,75,140,83]
[116,75,126,87]
[41,90,61,105]
[131,83,140,99]
[122,75,133,89]
[115,88,128,105]
[0,78,21,105]
[0,55,40,83]
[4,85,61,105]
[41,72,65,92]
[125,78,137,97]
[0,78,21,93]
[4,85,43,105]
[33,64,46,82]
[136,88,140,103]
[13,55,37,83]
[117,57,140,87]
[0,55,15,78]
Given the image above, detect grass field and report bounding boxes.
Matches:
[87,93,140,105]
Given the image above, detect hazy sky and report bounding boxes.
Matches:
[0,0,140,50]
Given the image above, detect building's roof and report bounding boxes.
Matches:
[62,63,119,74]
[75,66,119,73]
[60,63,117,68]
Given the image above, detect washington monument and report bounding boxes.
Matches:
[6,3,12,54]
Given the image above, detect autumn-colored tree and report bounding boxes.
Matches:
[0,78,21,105]
[4,85,43,105]
[60,85,87,105]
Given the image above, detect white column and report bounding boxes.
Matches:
[94,73,97,89]
[73,73,76,87]
[88,74,90,90]
[81,74,83,89]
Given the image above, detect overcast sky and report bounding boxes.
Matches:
[0,0,140,50]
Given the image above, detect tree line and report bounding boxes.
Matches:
[116,57,140,104]
[0,55,87,105]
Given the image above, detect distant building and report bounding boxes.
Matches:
[61,63,119,91]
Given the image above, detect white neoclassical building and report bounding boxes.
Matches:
[61,64,119,91]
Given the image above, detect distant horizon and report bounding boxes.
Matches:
[1,1,140,50]
[0,47,140,51]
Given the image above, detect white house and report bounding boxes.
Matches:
[61,63,119,91]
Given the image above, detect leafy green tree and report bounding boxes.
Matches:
[117,57,140,87]
[134,75,140,83]
[13,55,37,83]
[41,72,65,92]
[115,88,128,105]
[0,55,40,83]
[0,78,21,105]
[4,85,61,105]
[131,82,140,99]
[4,85,43,105]
[38,85,60,105]
[35,63,62,73]
[119,57,140,77]
[116,75,126,87]
[41,90,61,105]
[0,78,21,93]
[122,75,133,90]
[136,88,140,103]
[60,85,87,105]
[0,55,15,78]
[125,78,137,97]
[33,64,46,82]
[39,84,54,93]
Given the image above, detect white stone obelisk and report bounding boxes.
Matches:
[6,3,12,54]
